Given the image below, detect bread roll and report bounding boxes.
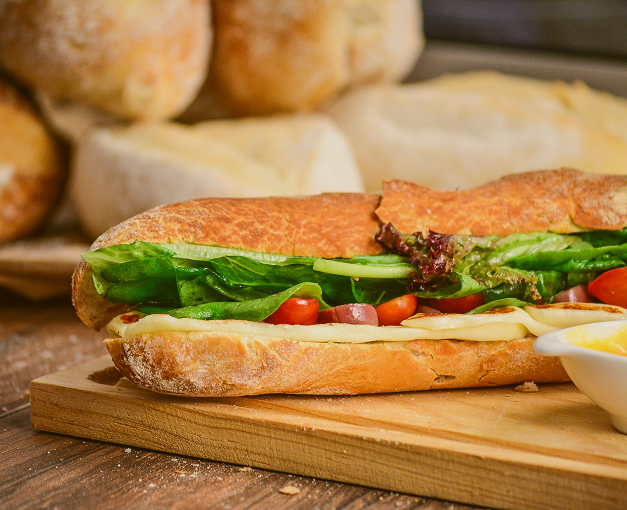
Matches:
[0,0,211,120]
[204,0,423,116]
[70,114,365,239]
[326,71,627,192]
[0,77,65,243]
[71,171,597,395]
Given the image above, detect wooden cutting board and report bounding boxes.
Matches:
[31,356,627,510]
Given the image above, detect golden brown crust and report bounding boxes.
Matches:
[0,0,210,120]
[0,78,65,243]
[377,168,627,236]
[105,332,568,396]
[91,192,384,257]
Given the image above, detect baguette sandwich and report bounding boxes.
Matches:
[72,169,627,396]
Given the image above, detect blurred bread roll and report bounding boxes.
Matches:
[326,71,627,191]
[429,71,627,145]
[0,77,65,243]
[0,0,211,120]
[71,114,365,239]
[203,0,423,117]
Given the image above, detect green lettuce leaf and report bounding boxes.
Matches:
[158,282,323,321]
[83,243,407,315]
[83,228,627,321]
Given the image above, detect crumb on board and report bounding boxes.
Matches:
[514,381,538,393]
[279,485,301,495]
[239,466,252,472]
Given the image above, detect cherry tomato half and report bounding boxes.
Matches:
[264,297,320,325]
[375,294,418,326]
[420,293,485,314]
[588,267,627,308]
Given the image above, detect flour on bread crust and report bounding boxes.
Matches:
[105,333,568,397]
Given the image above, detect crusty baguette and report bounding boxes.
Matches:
[0,77,65,243]
[73,168,627,396]
[0,0,211,120]
[105,333,567,397]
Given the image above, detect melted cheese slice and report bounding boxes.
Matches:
[107,312,529,343]
[402,306,557,337]
[524,303,627,329]
[106,304,627,344]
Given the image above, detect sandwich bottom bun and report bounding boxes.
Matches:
[0,78,65,243]
[105,332,568,397]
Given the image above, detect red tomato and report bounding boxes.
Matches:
[375,294,418,326]
[588,268,627,308]
[264,298,319,325]
[420,293,485,314]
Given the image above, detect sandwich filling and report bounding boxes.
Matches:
[105,303,627,342]
[83,225,627,336]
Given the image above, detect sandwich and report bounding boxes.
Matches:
[72,169,627,397]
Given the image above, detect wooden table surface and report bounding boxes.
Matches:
[0,290,486,510]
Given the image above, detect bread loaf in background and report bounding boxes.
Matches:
[0,0,211,121]
[191,0,423,118]
[326,71,627,192]
[0,76,65,243]
[71,114,365,239]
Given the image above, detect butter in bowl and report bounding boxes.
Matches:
[535,320,627,434]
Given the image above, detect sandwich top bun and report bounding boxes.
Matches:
[70,114,366,239]
[0,77,65,244]
[377,169,627,236]
[0,0,211,120]
[326,71,627,192]
[205,0,424,116]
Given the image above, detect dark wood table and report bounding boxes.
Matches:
[0,290,484,510]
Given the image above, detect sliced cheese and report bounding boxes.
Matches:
[396,322,528,341]
[402,306,557,337]
[524,303,627,329]
[107,310,530,343]
[107,303,627,345]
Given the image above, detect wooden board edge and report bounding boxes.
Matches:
[30,358,627,510]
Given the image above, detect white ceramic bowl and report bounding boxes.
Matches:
[534,320,627,434]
